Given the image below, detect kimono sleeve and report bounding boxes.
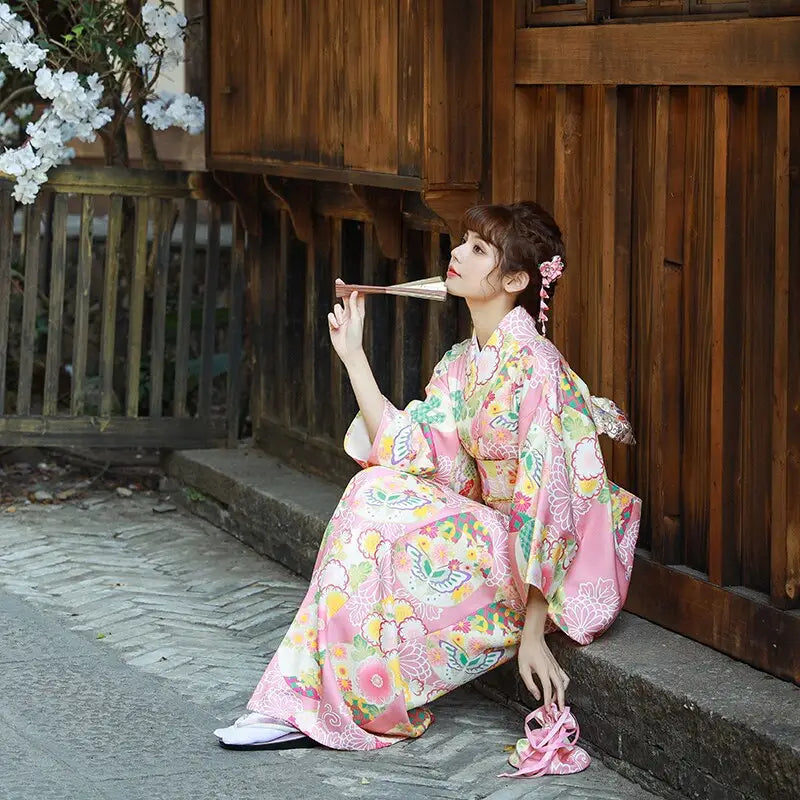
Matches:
[508,365,616,627]
[343,348,469,487]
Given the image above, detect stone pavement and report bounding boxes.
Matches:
[0,487,658,800]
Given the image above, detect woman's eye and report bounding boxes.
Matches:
[473,245,483,254]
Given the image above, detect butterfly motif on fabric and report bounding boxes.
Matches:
[489,412,518,431]
[439,641,504,674]
[406,543,471,593]
[364,487,428,511]
[390,425,414,465]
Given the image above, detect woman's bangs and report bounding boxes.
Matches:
[462,205,511,252]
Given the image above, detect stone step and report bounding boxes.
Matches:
[166,446,800,800]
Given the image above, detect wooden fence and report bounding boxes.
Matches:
[0,167,243,449]
[246,200,469,482]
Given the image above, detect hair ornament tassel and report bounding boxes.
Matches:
[537,255,564,336]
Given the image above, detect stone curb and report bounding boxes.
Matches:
[165,447,800,800]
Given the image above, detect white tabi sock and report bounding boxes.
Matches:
[213,712,303,746]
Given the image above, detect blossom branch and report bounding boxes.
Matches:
[0,82,34,115]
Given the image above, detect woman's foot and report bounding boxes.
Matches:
[213,712,303,747]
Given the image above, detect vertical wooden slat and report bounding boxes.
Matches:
[99,195,123,417]
[330,217,344,437]
[662,88,687,562]
[173,198,197,417]
[227,209,245,446]
[612,88,634,491]
[709,87,730,587]
[786,86,800,610]
[422,231,444,386]
[682,87,714,573]
[489,0,516,203]
[648,86,671,564]
[740,88,777,593]
[275,210,289,426]
[149,199,171,418]
[362,224,377,364]
[42,194,68,416]
[391,255,408,407]
[71,196,93,416]
[199,203,221,420]
[552,85,583,366]
[304,221,318,434]
[0,183,13,414]
[17,197,44,415]
[771,87,797,605]
[125,198,150,417]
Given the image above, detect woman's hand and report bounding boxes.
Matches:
[328,278,365,367]
[517,629,570,712]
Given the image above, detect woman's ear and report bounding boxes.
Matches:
[504,270,530,296]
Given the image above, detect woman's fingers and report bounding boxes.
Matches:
[539,671,553,710]
[327,312,338,330]
[348,290,359,317]
[356,292,365,320]
[554,670,566,712]
[519,667,540,701]
[335,277,344,284]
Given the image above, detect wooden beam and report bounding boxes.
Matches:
[0,166,193,197]
[516,19,800,87]
[0,415,226,449]
[206,156,424,191]
[626,553,800,684]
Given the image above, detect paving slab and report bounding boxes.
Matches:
[0,487,657,800]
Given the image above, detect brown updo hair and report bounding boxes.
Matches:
[461,201,565,327]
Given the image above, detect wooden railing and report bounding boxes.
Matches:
[0,167,243,448]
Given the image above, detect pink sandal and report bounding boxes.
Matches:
[499,703,591,778]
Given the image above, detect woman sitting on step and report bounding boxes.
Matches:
[214,201,641,752]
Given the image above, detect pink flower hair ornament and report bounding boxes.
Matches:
[537,254,564,337]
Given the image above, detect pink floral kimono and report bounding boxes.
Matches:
[247,306,641,750]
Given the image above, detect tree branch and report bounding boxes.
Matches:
[0,84,36,116]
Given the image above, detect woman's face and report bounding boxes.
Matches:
[446,230,527,302]
[445,230,502,300]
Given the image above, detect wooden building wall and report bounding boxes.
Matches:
[497,15,800,681]
[207,2,800,682]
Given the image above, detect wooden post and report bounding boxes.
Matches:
[42,194,68,416]
[0,183,13,415]
[71,197,94,416]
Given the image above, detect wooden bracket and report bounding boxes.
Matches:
[350,185,403,260]
[263,176,315,245]
[421,184,481,241]
[208,171,263,237]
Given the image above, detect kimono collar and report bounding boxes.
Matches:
[472,305,538,353]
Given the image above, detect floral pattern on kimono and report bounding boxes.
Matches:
[246,306,641,750]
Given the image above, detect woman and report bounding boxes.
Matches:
[214,201,641,751]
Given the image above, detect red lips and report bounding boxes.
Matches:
[447,266,460,278]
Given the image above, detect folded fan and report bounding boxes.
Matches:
[335,277,448,302]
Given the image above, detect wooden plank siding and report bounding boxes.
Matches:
[511,76,800,679]
[202,4,800,681]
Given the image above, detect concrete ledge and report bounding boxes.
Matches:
[165,447,800,800]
